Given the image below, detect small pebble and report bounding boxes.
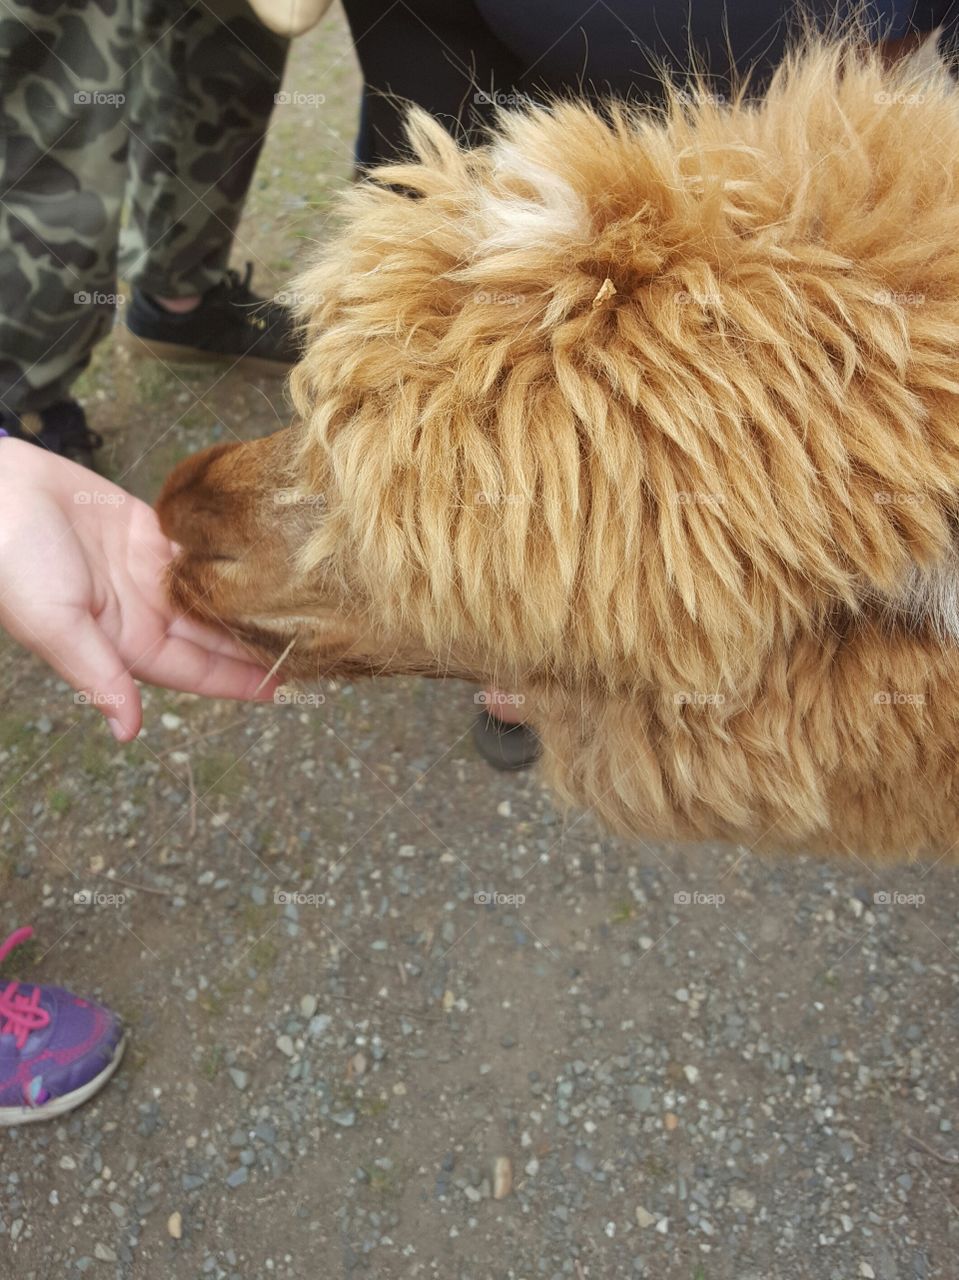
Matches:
[492,1156,512,1200]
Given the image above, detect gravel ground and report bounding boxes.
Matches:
[2,9,959,1279]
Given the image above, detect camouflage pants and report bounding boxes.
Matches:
[0,0,288,413]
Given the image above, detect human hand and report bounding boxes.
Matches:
[0,438,278,741]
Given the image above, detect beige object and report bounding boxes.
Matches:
[247,0,333,38]
[492,1156,513,1200]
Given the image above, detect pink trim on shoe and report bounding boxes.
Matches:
[0,925,34,966]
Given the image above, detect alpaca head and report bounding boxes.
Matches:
[158,38,959,714]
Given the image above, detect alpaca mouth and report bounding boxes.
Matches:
[232,616,367,682]
[250,633,299,691]
[235,617,308,653]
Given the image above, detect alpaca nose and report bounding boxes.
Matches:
[156,442,244,557]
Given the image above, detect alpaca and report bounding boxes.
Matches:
[158,37,959,860]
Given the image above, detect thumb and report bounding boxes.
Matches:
[39,614,143,742]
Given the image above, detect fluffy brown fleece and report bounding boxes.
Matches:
[158,37,959,861]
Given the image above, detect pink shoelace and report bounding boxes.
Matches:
[0,926,51,1050]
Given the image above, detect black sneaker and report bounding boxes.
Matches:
[472,712,542,772]
[125,263,301,374]
[0,401,103,469]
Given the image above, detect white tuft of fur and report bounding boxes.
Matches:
[886,544,959,643]
[475,140,591,253]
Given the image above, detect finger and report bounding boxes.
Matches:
[166,612,274,666]
[33,615,143,742]
[129,636,281,704]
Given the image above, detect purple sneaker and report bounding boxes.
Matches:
[0,926,126,1126]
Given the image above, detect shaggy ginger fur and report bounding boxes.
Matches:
[159,38,959,860]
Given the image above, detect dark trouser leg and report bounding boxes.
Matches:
[0,0,133,414]
[121,0,289,298]
[341,0,523,168]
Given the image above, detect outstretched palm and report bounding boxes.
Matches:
[0,440,276,740]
